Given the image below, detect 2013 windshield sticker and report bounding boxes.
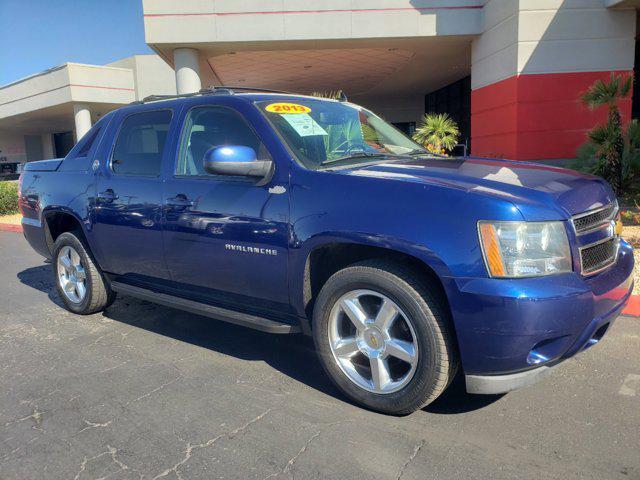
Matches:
[265,103,311,114]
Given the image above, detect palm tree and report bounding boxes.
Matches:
[412,113,460,154]
[581,73,632,194]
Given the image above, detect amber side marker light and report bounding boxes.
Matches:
[479,222,506,277]
[614,212,624,236]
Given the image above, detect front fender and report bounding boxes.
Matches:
[288,231,452,317]
[287,164,524,319]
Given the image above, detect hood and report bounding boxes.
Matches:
[334,156,615,219]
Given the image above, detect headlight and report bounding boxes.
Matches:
[478,221,572,278]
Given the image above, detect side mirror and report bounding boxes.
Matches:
[203,146,272,178]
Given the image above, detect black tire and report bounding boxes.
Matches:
[52,231,116,315]
[312,260,457,415]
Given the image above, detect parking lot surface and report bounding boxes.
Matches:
[0,231,639,480]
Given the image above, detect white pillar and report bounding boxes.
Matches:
[73,104,92,141]
[41,134,54,159]
[174,48,202,94]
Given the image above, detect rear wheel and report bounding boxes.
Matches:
[313,260,456,415]
[53,232,115,314]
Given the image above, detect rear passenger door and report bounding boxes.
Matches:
[91,109,175,281]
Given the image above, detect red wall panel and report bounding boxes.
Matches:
[471,71,633,160]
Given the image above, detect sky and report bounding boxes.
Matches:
[0,0,152,86]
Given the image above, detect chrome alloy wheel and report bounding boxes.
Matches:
[57,246,87,304]
[327,289,419,394]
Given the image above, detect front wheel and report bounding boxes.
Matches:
[52,232,116,315]
[313,260,457,415]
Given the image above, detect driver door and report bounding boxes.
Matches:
[161,105,291,315]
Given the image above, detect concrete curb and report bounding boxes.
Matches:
[0,219,637,316]
[0,223,22,233]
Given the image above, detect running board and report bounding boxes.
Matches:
[110,281,300,334]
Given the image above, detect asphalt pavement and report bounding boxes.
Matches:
[0,231,638,480]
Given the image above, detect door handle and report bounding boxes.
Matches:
[97,189,118,202]
[165,195,195,208]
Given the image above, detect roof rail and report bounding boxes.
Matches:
[129,85,301,105]
[206,85,296,95]
[130,91,201,105]
[219,86,348,100]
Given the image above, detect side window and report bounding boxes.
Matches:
[111,110,172,176]
[177,106,270,176]
[76,125,101,157]
[60,116,108,172]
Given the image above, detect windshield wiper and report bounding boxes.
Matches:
[320,152,386,166]
[405,149,447,158]
[405,148,433,156]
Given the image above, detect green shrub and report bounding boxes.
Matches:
[0,181,19,216]
[573,119,640,193]
[579,73,633,194]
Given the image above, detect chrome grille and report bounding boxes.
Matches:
[580,238,618,275]
[572,203,616,234]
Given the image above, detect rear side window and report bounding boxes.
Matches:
[111,110,172,176]
[60,116,109,172]
[76,125,102,157]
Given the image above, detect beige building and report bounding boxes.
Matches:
[0,55,175,173]
[143,0,639,161]
[2,0,640,172]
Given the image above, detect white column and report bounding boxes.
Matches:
[173,48,202,94]
[73,104,92,141]
[41,134,54,159]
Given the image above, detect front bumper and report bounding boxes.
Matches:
[442,240,634,394]
[466,365,556,395]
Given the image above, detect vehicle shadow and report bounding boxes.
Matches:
[17,265,343,401]
[18,264,503,415]
[17,263,65,307]
[423,373,504,415]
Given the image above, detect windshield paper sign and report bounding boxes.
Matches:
[281,114,328,137]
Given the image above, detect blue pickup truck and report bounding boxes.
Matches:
[18,88,635,414]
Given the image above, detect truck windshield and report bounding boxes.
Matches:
[256,99,426,170]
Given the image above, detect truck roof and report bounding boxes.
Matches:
[126,87,346,108]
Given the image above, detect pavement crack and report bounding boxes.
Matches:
[619,373,640,396]
[263,431,321,479]
[0,437,38,464]
[152,408,272,480]
[4,406,44,431]
[99,360,130,374]
[81,332,117,351]
[73,445,131,480]
[74,419,112,436]
[128,376,180,404]
[396,439,425,480]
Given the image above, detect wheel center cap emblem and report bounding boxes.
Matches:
[363,328,384,350]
